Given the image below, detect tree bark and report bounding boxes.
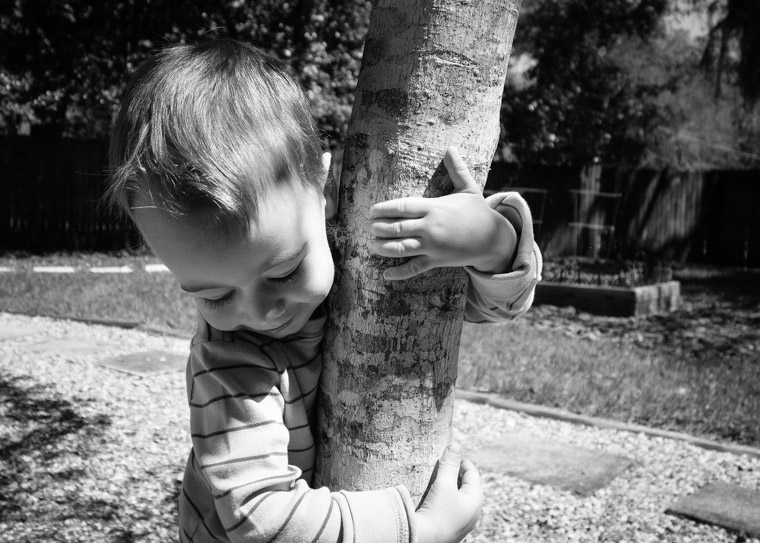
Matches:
[316,0,521,500]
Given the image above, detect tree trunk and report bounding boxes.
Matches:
[316,0,521,500]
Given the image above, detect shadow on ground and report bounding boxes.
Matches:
[0,376,121,533]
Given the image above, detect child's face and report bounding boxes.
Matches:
[133,182,335,338]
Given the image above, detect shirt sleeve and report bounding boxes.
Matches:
[463,191,543,323]
[180,338,417,543]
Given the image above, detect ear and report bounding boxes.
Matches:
[322,151,339,219]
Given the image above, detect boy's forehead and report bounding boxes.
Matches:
[131,180,324,243]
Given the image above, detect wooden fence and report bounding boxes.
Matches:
[485,163,760,267]
[2,136,759,266]
[0,137,139,251]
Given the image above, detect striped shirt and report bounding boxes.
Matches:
[178,192,542,543]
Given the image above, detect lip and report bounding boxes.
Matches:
[263,313,298,334]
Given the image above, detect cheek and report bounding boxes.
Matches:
[317,264,335,296]
[302,254,335,299]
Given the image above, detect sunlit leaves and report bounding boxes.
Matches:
[0,0,371,141]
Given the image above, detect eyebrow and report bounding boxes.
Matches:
[179,242,308,294]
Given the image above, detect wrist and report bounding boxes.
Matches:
[472,211,517,274]
[414,511,438,543]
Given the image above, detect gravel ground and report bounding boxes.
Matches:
[1,312,759,543]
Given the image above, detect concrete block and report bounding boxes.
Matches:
[468,432,634,496]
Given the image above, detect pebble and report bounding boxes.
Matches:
[1,312,759,542]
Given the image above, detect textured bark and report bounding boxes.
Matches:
[316,0,521,500]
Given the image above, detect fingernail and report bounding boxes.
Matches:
[447,443,462,455]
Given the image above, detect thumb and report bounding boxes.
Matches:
[443,147,480,194]
[435,443,463,484]
[383,256,434,281]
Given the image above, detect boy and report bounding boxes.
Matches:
[107,39,541,543]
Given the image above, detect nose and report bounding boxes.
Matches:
[239,288,289,327]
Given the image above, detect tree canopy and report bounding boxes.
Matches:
[1,0,757,168]
[0,0,370,141]
[499,0,668,166]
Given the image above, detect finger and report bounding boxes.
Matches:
[457,458,482,497]
[383,256,434,281]
[433,443,463,486]
[369,197,430,219]
[370,218,425,239]
[443,147,480,194]
[368,238,424,258]
[321,151,332,173]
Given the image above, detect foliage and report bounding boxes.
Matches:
[611,21,760,169]
[695,0,760,106]
[500,0,760,168]
[499,0,669,166]
[541,257,673,287]
[661,0,760,168]
[0,0,371,142]
[2,0,759,167]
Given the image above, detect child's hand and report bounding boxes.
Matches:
[416,444,483,543]
[368,147,517,280]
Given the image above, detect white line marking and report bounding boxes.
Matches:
[0,267,14,273]
[89,266,133,274]
[145,263,170,273]
[33,266,76,273]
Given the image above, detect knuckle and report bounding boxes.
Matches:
[407,259,424,276]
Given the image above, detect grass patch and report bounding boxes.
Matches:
[0,252,196,333]
[457,319,760,446]
[2,251,759,447]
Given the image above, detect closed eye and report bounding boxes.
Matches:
[270,263,302,285]
[201,291,234,310]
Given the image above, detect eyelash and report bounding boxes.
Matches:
[202,292,234,310]
[200,265,302,310]
[270,264,301,285]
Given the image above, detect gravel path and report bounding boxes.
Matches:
[1,312,759,543]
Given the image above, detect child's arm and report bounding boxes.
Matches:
[183,338,480,543]
[368,147,542,322]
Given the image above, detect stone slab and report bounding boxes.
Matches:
[0,326,45,341]
[468,432,634,496]
[666,482,760,538]
[98,350,186,376]
[26,337,108,356]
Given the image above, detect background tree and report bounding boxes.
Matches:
[499,0,668,166]
[499,0,760,168]
[315,0,521,498]
[2,0,759,166]
[0,0,370,141]
[698,0,760,104]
